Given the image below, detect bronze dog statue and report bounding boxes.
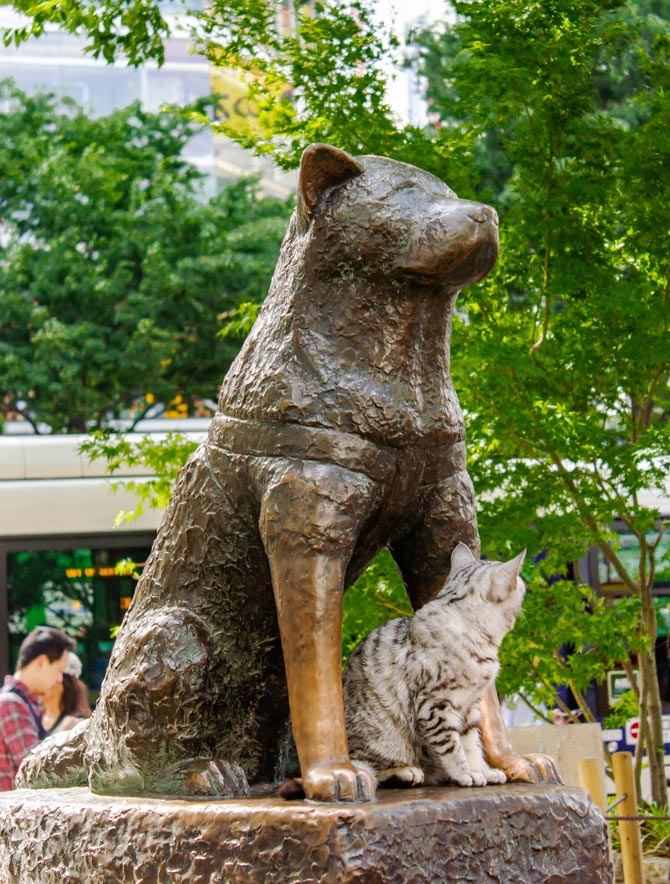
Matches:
[19,144,558,802]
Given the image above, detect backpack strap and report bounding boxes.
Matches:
[2,684,47,740]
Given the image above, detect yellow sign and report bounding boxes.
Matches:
[65,567,117,579]
[209,68,261,132]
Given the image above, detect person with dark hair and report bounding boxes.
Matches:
[41,652,92,736]
[0,626,74,790]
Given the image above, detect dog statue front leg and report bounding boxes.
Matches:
[268,551,376,803]
[257,459,380,803]
[479,684,563,784]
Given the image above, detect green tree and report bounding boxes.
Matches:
[411,0,670,802]
[10,0,670,802]
[0,81,291,432]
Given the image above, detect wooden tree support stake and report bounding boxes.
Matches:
[611,751,644,884]
[578,757,607,814]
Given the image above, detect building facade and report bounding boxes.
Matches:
[0,428,208,688]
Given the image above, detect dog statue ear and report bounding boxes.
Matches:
[297,143,363,229]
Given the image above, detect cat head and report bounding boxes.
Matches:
[442,543,527,632]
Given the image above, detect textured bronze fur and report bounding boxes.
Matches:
[18,144,555,802]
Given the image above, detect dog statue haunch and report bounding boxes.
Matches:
[18,144,559,802]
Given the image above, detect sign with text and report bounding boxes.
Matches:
[607,669,639,705]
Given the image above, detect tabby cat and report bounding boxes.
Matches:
[342,543,525,788]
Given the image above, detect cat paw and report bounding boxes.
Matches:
[453,771,487,787]
[483,768,507,785]
[303,761,377,803]
[379,765,424,787]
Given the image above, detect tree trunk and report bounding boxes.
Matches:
[639,633,667,806]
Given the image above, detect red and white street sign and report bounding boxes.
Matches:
[625,719,640,744]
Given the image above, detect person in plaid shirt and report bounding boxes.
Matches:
[0,626,74,790]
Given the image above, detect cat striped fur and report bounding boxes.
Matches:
[342,543,526,788]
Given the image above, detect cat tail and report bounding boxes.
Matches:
[16,718,90,789]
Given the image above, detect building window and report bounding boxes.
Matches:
[1,535,153,694]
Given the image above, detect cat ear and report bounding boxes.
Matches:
[296,143,363,230]
[450,542,477,573]
[488,550,526,602]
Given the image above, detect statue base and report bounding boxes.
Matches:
[0,783,611,883]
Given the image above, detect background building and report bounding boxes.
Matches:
[0,427,208,689]
[0,5,296,197]
[381,0,451,127]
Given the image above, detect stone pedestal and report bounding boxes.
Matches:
[0,783,611,883]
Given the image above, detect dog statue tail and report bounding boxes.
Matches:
[16,718,89,789]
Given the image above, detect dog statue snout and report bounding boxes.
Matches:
[468,205,499,226]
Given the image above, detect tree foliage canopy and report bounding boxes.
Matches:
[411,0,670,798]
[0,81,291,432]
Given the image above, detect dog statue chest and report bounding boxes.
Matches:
[220,282,463,446]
